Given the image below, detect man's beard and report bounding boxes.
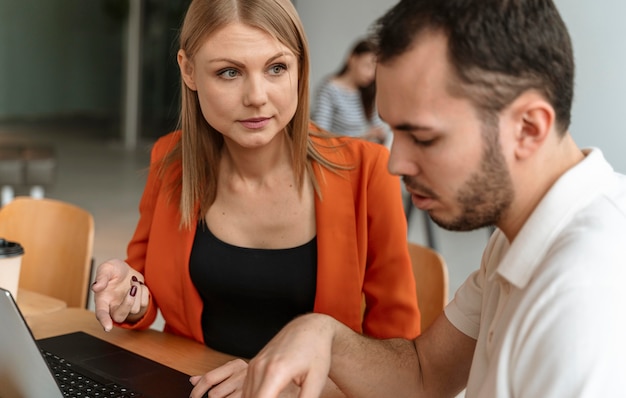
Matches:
[405,119,514,232]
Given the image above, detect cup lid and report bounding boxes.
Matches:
[0,238,24,258]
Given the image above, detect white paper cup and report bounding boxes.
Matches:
[0,238,24,299]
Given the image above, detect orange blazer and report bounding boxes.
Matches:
[122,127,420,344]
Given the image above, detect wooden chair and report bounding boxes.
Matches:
[408,242,449,331]
[0,196,94,308]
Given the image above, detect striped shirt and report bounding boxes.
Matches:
[312,79,386,138]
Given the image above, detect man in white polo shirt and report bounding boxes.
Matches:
[237,0,626,397]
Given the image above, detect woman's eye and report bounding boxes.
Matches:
[218,68,239,79]
[268,64,287,75]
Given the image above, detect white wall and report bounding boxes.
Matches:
[555,0,626,173]
[295,0,396,103]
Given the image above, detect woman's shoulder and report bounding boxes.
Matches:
[340,136,390,162]
[154,130,182,148]
[151,130,182,158]
[310,124,388,164]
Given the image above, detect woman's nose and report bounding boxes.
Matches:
[243,75,268,107]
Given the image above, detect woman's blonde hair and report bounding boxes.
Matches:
[162,0,343,228]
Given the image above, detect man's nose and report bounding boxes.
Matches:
[388,134,420,177]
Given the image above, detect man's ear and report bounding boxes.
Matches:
[508,91,555,160]
[177,49,197,91]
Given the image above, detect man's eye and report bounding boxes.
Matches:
[411,136,435,146]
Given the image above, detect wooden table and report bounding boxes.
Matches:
[16,288,67,318]
[27,308,237,376]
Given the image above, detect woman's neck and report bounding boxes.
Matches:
[220,132,293,185]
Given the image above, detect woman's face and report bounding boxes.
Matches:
[350,52,377,87]
[178,22,299,149]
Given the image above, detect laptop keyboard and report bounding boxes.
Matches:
[41,349,142,397]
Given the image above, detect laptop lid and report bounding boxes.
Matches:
[0,287,195,398]
[0,287,63,397]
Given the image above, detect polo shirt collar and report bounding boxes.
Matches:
[495,148,615,288]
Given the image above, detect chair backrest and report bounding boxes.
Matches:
[408,242,449,331]
[0,197,94,308]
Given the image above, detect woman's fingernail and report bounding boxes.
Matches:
[131,276,138,282]
[130,285,137,297]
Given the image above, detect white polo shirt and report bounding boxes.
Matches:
[445,149,626,397]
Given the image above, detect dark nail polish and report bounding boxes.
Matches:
[130,285,137,297]
[131,275,138,282]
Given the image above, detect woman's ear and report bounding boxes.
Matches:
[177,49,197,91]
[508,91,555,160]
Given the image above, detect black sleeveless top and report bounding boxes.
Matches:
[189,223,317,358]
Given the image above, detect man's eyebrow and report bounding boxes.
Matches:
[390,122,433,132]
[378,113,432,132]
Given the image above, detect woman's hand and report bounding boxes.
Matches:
[91,258,150,331]
[189,359,248,398]
[190,359,301,398]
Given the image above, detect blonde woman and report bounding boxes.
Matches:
[92,0,420,395]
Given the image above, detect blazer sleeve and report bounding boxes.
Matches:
[121,133,178,329]
[361,146,421,338]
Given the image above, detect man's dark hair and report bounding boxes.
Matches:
[372,0,574,134]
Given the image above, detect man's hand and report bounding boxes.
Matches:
[243,313,338,398]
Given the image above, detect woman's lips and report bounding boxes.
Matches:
[240,117,270,129]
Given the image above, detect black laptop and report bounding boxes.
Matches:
[0,287,195,397]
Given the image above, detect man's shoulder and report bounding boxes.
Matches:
[542,189,626,284]
[602,171,626,212]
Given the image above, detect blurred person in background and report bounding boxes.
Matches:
[312,39,388,144]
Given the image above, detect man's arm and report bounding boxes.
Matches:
[244,312,476,398]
